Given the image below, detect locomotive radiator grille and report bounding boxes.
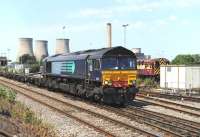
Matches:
[102,70,137,87]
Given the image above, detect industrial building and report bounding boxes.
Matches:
[132,48,151,60]
[0,57,8,66]
[160,65,200,90]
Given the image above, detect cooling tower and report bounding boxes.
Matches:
[107,23,112,48]
[35,40,48,62]
[55,39,70,54]
[17,38,34,61]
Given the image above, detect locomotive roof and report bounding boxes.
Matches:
[137,58,170,64]
[44,46,136,62]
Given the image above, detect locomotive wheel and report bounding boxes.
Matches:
[94,94,101,102]
[85,91,90,99]
[93,88,102,102]
[77,87,86,97]
[86,90,94,99]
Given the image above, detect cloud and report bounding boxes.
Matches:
[79,8,113,19]
[181,20,190,25]
[169,15,177,21]
[20,22,105,36]
[156,19,168,26]
[154,15,179,26]
[129,21,146,30]
[113,0,200,13]
[174,0,200,8]
[66,0,200,21]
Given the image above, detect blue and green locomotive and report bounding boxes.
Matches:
[42,46,138,105]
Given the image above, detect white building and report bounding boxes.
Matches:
[160,65,200,90]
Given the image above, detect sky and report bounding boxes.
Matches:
[0,0,200,61]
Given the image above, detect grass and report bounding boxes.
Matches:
[137,78,158,88]
[0,85,57,137]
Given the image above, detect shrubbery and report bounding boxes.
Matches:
[171,54,200,65]
[137,78,157,88]
[0,85,56,137]
[0,86,16,102]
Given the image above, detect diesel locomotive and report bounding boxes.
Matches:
[137,58,169,79]
[42,46,138,105]
[0,46,138,105]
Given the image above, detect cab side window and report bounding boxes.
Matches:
[87,60,93,71]
[93,59,100,70]
[46,62,51,73]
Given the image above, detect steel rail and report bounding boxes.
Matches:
[0,80,115,137]
[127,106,200,129]
[0,78,156,137]
[60,94,200,136]
[0,130,14,137]
[136,95,200,117]
[139,90,200,103]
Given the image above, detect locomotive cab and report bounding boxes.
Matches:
[100,48,138,105]
[102,57,137,87]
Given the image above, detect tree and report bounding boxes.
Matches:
[192,54,200,64]
[19,54,36,64]
[171,54,200,65]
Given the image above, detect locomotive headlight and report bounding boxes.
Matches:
[104,80,109,85]
[104,80,112,86]
[108,81,112,86]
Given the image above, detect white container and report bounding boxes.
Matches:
[160,65,200,90]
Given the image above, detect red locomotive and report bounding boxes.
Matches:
[137,58,169,79]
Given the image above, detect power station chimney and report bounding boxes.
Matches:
[34,40,48,62]
[55,39,70,54]
[17,38,34,61]
[107,23,112,48]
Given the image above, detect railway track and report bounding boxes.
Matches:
[71,95,200,136]
[0,130,13,137]
[126,106,200,136]
[2,78,200,136]
[98,105,200,137]
[57,93,200,136]
[139,90,200,103]
[0,117,20,137]
[56,93,200,137]
[127,106,200,128]
[0,77,158,137]
[136,94,200,117]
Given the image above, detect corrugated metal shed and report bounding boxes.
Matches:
[160,65,200,90]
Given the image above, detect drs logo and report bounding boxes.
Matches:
[61,61,75,74]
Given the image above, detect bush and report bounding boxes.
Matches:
[144,78,155,87]
[0,85,56,137]
[29,63,40,73]
[136,78,143,86]
[136,78,157,88]
[0,89,7,98]
[7,90,16,102]
[0,87,16,102]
